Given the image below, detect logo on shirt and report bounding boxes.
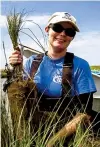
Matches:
[53,75,62,83]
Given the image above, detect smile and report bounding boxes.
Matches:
[56,38,65,43]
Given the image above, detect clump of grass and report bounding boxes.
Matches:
[46,113,90,147]
[6,9,26,79]
[1,94,100,147]
[7,9,24,49]
[5,8,47,145]
[7,8,46,53]
[1,97,14,147]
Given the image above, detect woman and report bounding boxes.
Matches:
[9,12,99,146]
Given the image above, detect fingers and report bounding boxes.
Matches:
[9,50,23,65]
[12,50,21,55]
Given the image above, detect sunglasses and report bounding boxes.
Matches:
[49,23,76,37]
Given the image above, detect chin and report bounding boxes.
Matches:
[53,46,66,53]
[54,42,65,49]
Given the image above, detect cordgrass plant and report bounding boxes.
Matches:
[5,8,46,141]
[6,9,46,78]
[7,9,25,78]
[7,9,24,49]
[1,91,100,147]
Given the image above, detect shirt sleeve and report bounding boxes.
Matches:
[74,58,97,95]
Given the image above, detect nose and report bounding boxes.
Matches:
[60,30,66,36]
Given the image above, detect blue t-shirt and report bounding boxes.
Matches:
[24,54,96,97]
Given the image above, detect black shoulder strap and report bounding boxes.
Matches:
[63,52,74,67]
[30,52,74,97]
[30,53,44,78]
[62,52,74,97]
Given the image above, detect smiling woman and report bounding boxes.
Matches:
[7,10,100,146]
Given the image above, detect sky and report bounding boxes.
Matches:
[0,1,100,69]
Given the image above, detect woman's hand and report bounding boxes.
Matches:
[9,49,23,65]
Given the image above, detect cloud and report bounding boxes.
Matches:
[0,15,7,27]
[69,31,100,65]
[0,15,50,28]
[23,15,50,27]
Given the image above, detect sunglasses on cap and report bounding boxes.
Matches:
[49,23,76,37]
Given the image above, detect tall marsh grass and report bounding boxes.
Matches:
[1,92,100,147]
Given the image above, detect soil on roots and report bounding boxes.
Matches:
[7,79,37,139]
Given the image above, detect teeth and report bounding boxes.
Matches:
[57,39,64,42]
[56,39,64,41]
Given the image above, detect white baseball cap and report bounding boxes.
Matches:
[47,12,80,32]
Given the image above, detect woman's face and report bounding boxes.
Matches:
[47,22,75,53]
